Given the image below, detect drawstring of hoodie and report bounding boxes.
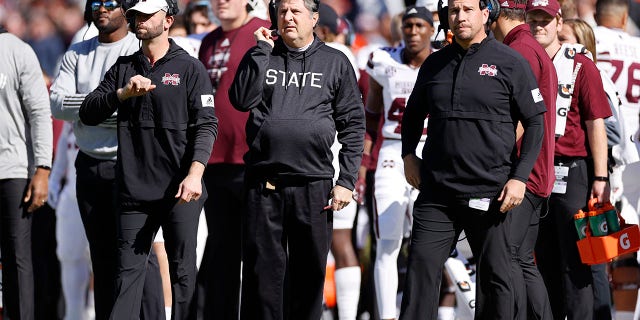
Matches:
[300,51,306,94]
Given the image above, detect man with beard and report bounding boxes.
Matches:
[80,0,218,318]
[399,0,546,318]
[50,1,165,319]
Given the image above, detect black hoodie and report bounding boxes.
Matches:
[80,39,218,203]
[230,36,364,190]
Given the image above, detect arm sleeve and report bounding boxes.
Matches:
[509,59,546,182]
[401,67,430,158]
[229,41,272,112]
[20,43,53,168]
[49,48,84,121]
[334,59,365,190]
[512,113,544,182]
[186,62,218,166]
[79,63,121,126]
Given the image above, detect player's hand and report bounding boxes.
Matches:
[24,167,50,213]
[329,185,353,211]
[175,174,202,204]
[254,27,275,48]
[591,180,610,205]
[498,179,526,213]
[403,154,421,189]
[117,75,156,101]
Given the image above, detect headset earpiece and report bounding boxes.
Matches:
[437,0,449,33]
[485,0,501,23]
[166,0,179,16]
[269,0,277,29]
[84,0,93,24]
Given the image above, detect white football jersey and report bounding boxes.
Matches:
[595,26,640,163]
[366,46,428,141]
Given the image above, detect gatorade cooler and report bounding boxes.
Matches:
[576,199,640,265]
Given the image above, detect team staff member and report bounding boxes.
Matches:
[48,1,166,318]
[488,0,556,318]
[399,0,546,318]
[197,0,269,318]
[526,0,611,318]
[229,0,365,318]
[364,6,434,320]
[0,26,52,320]
[79,0,218,318]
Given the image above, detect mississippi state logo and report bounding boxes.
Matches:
[530,0,549,6]
[385,66,397,77]
[478,64,497,76]
[161,73,181,85]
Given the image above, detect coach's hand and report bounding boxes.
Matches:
[24,166,50,213]
[117,75,156,101]
[254,27,275,48]
[498,179,526,213]
[330,185,353,211]
[176,162,205,204]
[403,154,421,190]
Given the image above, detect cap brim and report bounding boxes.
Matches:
[526,7,559,17]
[125,3,167,18]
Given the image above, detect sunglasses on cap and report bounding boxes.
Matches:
[91,0,120,11]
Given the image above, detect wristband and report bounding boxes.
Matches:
[593,176,608,182]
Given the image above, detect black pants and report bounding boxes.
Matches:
[535,158,595,320]
[76,152,164,320]
[508,191,552,320]
[197,164,244,320]
[109,194,205,320]
[0,178,34,320]
[399,193,514,320]
[240,178,333,320]
[32,203,64,320]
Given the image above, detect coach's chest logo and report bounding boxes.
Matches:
[478,64,498,77]
[161,73,181,86]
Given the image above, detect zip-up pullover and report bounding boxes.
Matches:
[402,35,546,199]
[80,40,218,203]
[230,37,364,190]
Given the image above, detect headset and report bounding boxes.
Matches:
[84,0,93,24]
[437,0,500,33]
[269,0,320,29]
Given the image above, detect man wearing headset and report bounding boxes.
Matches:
[399,0,546,318]
[488,0,557,317]
[230,0,364,318]
[80,0,218,318]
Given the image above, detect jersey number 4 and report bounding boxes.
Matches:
[388,97,428,135]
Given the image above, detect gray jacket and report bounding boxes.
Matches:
[0,31,52,179]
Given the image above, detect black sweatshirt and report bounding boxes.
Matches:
[80,40,218,203]
[402,35,545,199]
[230,37,364,190]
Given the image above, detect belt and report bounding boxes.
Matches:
[554,156,586,165]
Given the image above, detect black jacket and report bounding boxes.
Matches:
[230,37,364,190]
[80,39,218,203]
[402,35,545,199]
